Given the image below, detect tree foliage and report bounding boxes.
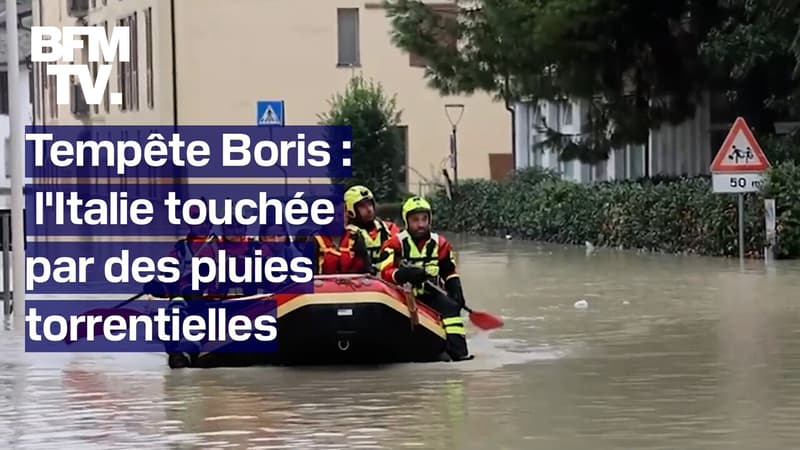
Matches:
[384,0,800,163]
[699,0,800,131]
[318,75,406,202]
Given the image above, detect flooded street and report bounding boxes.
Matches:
[3,236,800,449]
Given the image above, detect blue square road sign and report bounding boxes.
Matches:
[257,100,285,126]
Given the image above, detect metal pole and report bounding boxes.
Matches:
[6,0,27,319]
[451,126,458,186]
[2,213,10,315]
[444,104,464,188]
[738,193,745,262]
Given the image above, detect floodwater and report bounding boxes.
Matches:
[2,236,800,449]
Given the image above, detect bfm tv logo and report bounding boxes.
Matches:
[32,26,129,106]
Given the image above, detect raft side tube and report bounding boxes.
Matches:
[189,275,447,368]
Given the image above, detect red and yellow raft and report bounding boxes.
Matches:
[190,274,449,368]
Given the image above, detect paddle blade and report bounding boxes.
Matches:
[468,310,504,330]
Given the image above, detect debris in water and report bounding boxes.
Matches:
[574,299,588,309]
[623,300,630,305]
[505,234,512,240]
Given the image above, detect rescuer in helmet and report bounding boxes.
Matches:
[338,185,399,274]
[377,196,473,361]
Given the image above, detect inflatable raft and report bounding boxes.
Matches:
[184,274,449,368]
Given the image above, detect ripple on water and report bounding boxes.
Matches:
[3,238,800,449]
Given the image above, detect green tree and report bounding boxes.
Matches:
[384,0,800,163]
[318,75,405,202]
[699,0,800,133]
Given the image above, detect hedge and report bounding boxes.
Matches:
[420,162,800,259]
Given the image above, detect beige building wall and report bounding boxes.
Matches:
[36,0,511,189]
[35,0,172,126]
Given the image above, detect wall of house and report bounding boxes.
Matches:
[0,66,32,209]
[514,94,712,182]
[38,0,512,191]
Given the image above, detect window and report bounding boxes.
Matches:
[38,63,47,119]
[409,4,458,68]
[91,60,99,114]
[131,12,139,111]
[48,74,59,119]
[593,159,607,182]
[144,7,153,108]
[34,63,41,121]
[117,14,139,111]
[562,159,575,180]
[29,66,34,117]
[630,145,645,178]
[563,101,573,125]
[622,144,645,179]
[0,72,8,115]
[337,8,360,66]
[103,21,110,113]
[117,17,127,110]
[6,135,10,179]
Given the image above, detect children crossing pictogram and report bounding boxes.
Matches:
[710,116,770,172]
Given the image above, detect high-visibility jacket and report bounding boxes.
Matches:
[313,235,341,274]
[209,237,253,298]
[167,234,219,294]
[378,230,459,295]
[339,219,399,274]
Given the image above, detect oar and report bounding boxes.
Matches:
[112,291,146,309]
[423,280,504,331]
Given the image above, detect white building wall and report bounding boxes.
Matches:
[648,92,712,177]
[514,93,712,182]
[0,65,32,210]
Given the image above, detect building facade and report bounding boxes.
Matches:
[1,0,33,210]
[34,0,513,191]
[514,92,800,183]
[513,95,713,183]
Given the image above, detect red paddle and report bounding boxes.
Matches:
[463,305,504,330]
[424,280,503,331]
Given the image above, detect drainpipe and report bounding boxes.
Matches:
[170,0,178,127]
[169,0,183,198]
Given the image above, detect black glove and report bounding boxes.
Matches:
[352,231,368,260]
[445,276,465,308]
[394,266,428,285]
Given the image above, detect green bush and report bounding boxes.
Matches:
[763,161,800,258]
[319,75,405,202]
[427,164,800,259]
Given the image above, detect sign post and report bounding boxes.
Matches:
[710,117,771,262]
[257,100,288,195]
[257,100,285,126]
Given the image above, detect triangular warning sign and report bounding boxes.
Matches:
[259,105,281,125]
[710,117,770,172]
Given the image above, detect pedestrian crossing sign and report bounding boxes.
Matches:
[257,100,285,126]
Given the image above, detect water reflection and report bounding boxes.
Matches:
[1,237,800,449]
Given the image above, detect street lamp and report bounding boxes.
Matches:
[444,104,464,185]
